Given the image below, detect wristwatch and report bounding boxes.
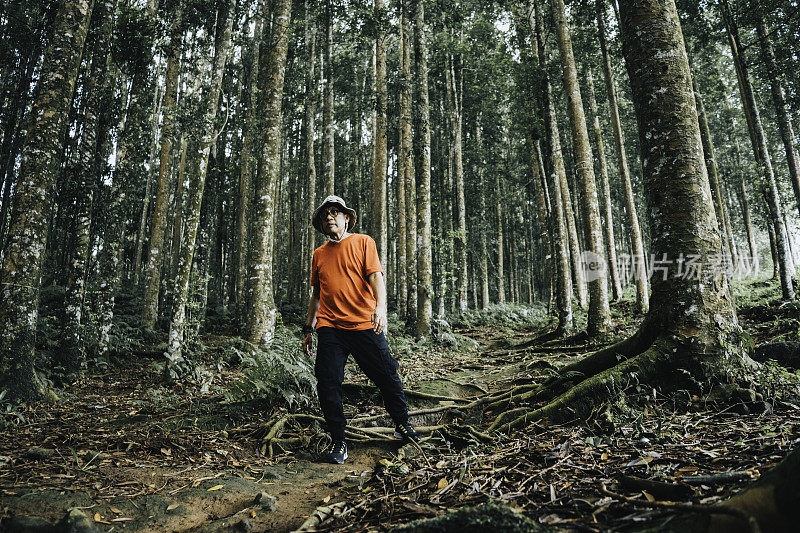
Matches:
[302,324,314,335]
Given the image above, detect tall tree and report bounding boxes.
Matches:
[322,0,335,196]
[0,0,94,400]
[412,0,432,336]
[372,0,388,266]
[496,0,749,434]
[535,0,573,333]
[141,2,184,328]
[447,52,468,313]
[245,0,292,347]
[585,67,622,301]
[721,0,794,299]
[596,0,649,313]
[235,0,265,322]
[552,0,612,335]
[164,0,236,376]
[60,0,118,373]
[300,0,317,313]
[756,18,800,220]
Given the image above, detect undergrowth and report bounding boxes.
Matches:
[223,328,316,410]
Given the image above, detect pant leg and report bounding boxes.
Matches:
[314,327,348,441]
[343,329,409,426]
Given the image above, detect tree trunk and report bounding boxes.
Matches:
[60,0,117,372]
[689,65,737,272]
[236,0,265,323]
[534,0,573,332]
[401,1,417,322]
[372,0,388,268]
[721,0,794,299]
[475,118,490,310]
[396,1,409,319]
[412,0,432,336]
[552,0,611,336]
[245,0,292,348]
[585,67,622,301]
[0,0,94,401]
[596,0,649,313]
[300,0,317,314]
[165,0,236,374]
[757,19,800,220]
[322,0,335,197]
[491,0,749,433]
[142,3,184,328]
[734,137,759,274]
[448,54,468,314]
[170,134,188,282]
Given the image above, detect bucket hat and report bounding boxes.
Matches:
[312,195,357,234]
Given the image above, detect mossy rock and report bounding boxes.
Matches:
[391,502,547,532]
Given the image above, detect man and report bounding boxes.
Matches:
[302,195,419,464]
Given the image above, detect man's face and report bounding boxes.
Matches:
[322,205,348,237]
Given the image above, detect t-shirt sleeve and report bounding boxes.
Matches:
[310,249,319,287]
[364,236,383,276]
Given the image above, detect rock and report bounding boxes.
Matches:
[1,516,57,533]
[391,502,547,532]
[235,518,252,532]
[24,448,58,460]
[253,492,277,512]
[57,509,98,533]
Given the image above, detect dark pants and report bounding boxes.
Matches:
[315,327,409,441]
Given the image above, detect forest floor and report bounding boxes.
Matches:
[1,278,799,532]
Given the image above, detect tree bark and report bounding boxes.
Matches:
[300,0,317,314]
[475,118,490,310]
[142,3,184,328]
[235,0,265,323]
[396,1,409,318]
[59,0,117,372]
[412,0,432,336]
[0,0,94,400]
[447,53,468,313]
[585,67,622,301]
[757,19,800,220]
[597,0,649,313]
[164,0,236,374]
[689,64,738,272]
[535,1,573,332]
[245,0,292,348]
[552,0,611,336]
[401,1,417,322]
[322,0,335,197]
[372,0,388,268]
[721,0,794,299]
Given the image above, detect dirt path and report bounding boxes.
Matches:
[1,328,522,532]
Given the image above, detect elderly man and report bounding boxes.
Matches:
[302,195,419,464]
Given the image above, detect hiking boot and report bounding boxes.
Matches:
[394,423,420,442]
[322,440,347,464]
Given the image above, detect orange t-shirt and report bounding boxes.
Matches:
[310,233,383,330]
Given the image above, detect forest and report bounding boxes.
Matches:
[1,0,800,530]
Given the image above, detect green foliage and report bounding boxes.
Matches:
[224,328,316,410]
[448,303,549,329]
[112,4,157,76]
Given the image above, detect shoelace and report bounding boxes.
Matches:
[329,442,345,453]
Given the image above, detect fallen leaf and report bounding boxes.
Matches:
[166,503,179,511]
[161,448,171,456]
[208,484,224,491]
[322,495,331,503]
[111,517,133,522]
[93,513,102,522]
[643,491,655,502]
[109,506,122,514]
[437,477,449,490]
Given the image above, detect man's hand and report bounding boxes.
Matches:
[302,332,314,357]
[372,306,387,334]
